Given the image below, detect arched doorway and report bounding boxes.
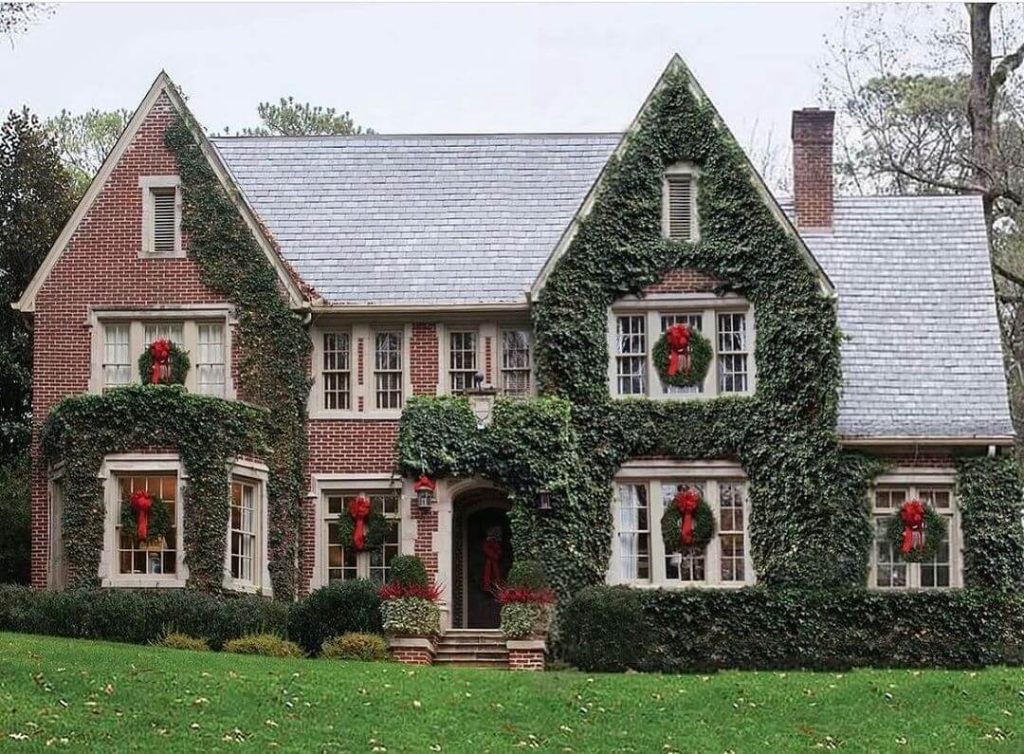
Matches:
[451,486,512,629]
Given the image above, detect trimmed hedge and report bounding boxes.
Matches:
[560,585,1024,673]
[0,586,287,650]
[287,580,382,654]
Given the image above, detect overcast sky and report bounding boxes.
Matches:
[2,2,849,161]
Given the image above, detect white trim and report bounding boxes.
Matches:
[139,175,183,258]
[223,464,272,596]
[529,54,834,300]
[98,454,189,588]
[14,71,307,313]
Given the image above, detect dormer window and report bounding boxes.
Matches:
[662,165,698,242]
[140,176,182,257]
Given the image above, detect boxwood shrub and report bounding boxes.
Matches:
[287,580,382,654]
[559,586,1024,672]
[0,586,287,649]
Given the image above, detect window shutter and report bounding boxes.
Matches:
[151,187,177,254]
[666,175,694,241]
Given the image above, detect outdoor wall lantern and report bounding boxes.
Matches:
[414,475,437,510]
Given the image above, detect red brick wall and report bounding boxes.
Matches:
[642,267,721,295]
[410,323,438,395]
[28,93,230,588]
[508,647,546,671]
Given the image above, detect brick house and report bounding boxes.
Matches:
[17,57,1017,635]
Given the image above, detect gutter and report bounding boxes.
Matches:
[840,435,1016,448]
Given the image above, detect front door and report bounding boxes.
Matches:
[463,507,512,628]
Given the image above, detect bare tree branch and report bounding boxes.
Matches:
[990,38,1024,101]
[995,261,1024,289]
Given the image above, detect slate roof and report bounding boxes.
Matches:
[211,134,621,305]
[212,135,1013,440]
[781,195,1014,440]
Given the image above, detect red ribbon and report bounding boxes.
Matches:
[149,339,171,385]
[900,499,926,554]
[666,324,692,377]
[348,495,371,550]
[130,490,152,541]
[674,487,701,546]
[482,538,502,591]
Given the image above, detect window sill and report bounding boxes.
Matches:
[613,580,754,590]
[102,576,186,589]
[867,585,961,592]
[137,250,186,260]
[309,409,404,421]
[610,391,753,402]
[223,579,266,596]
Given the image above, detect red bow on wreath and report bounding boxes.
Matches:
[900,499,926,554]
[674,487,701,546]
[666,324,692,377]
[149,339,172,385]
[348,494,372,551]
[130,490,153,541]
[482,538,502,592]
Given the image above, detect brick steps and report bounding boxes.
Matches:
[433,629,509,668]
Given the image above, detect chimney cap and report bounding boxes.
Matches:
[791,108,835,141]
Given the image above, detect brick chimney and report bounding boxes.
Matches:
[791,108,834,229]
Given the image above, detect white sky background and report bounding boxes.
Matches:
[1,2,850,172]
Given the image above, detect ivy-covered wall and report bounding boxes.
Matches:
[396,62,1024,598]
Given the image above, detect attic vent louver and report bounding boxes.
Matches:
[666,174,695,241]
[151,187,177,255]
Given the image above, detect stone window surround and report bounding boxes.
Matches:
[308,322,414,420]
[307,473,416,592]
[607,293,756,400]
[88,306,236,398]
[868,468,962,591]
[139,175,183,258]
[609,459,755,589]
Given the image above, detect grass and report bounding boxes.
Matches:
[1,633,1023,752]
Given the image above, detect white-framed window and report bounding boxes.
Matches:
[870,479,960,590]
[609,303,755,399]
[94,312,233,398]
[449,330,479,394]
[310,324,413,417]
[609,464,753,588]
[140,176,182,258]
[662,164,699,242]
[229,479,258,585]
[500,329,532,397]
[99,455,187,588]
[323,490,401,585]
[322,331,352,411]
[374,330,404,410]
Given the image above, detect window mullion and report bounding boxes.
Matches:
[708,480,720,587]
[651,480,665,582]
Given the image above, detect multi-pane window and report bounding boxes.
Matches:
[116,473,177,576]
[871,484,956,590]
[615,484,650,582]
[615,315,647,396]
[717,313,748,393]
[613,477,751,587]
[229,479,258,585]
[374,331,404,410]
[500,330,532,397]
[99,318,230,395]
[611,308,753,398]
[322,332,352,411]
[324,491,400,585]
[196,324,226,397]
[449,331,478,394]
[103,323,132,389]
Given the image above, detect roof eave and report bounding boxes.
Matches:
[840,435,1016,447]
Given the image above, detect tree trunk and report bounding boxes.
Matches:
[968,2,995,226]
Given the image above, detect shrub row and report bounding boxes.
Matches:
[0,580,382,653]
[559,586,1024,673]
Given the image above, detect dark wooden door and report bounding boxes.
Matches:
[464,507,512,628]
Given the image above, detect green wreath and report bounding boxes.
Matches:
[652,327,713,389]
[884,502,947,563]
[660,487,715,553]
[138,340,191,386]
[119,493,172,543]
[335,506,393,551]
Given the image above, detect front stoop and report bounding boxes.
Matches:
[507,639,546,671]
[434,629,509,669]
[388,636,436,665]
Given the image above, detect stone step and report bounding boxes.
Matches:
[435,648,509,660]
[437,636,507,645]
[434,654,508,665]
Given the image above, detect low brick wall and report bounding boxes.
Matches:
[388,636,435,666]
[507,639,546,671]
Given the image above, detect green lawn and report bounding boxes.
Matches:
[1,633,1023,752]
